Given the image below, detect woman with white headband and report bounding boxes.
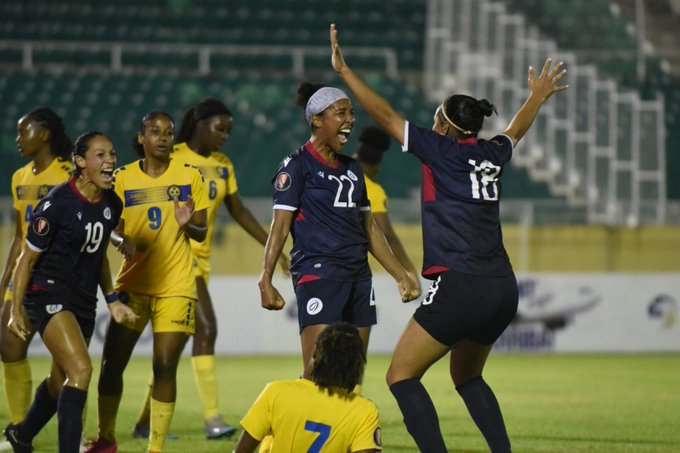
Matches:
[258,81,421,385]
[330,23,568,453]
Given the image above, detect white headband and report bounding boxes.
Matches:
[305,87,349,125]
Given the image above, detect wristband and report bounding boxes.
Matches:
[104,293,120,304]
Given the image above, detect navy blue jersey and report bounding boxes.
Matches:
[25,178,123,308]
[404,122,514,278]
[272,142,372,283]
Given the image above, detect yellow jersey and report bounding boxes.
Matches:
[241,379,382,452]
[12,157,73,241]
[112,158,209,298]
[172,143,238,260]
[5,158,72,301]
[364,176,388,214]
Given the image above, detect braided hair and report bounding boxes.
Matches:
[26,107,72,161]
[312,323,365,394]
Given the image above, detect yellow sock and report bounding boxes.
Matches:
[3,359,32,423]
[192,355,220,420]
[258,434,274,453]
[98,393,123,442]
[136,373,154,427]
[148,398,175,452]
[352,384,363,395]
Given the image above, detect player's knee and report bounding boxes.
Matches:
[152,357,179,382]
[65,358,93,388]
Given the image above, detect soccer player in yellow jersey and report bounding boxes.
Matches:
[86,111,209,453]
[131,98,289,441]
[235,323,382,453]
[0,108,73,429]
[354,125,421,295]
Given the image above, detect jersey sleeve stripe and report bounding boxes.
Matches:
[25,239,46,253]
[401,121,410,152]
[273,204,297,211]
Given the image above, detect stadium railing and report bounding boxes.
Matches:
[424,0,667,226]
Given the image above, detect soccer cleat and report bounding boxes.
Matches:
[2,424,33,453]
[82,438,117,453]
[204,415,237,440]
[131,424,179,441]
[131,424,149,440]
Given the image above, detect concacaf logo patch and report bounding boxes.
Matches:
[374,428,382,447]
[33,217,50,236]
[275,172,292,191]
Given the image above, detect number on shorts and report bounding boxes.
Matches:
[305,421,331,453]
[422,275,442,306]
[148,206,162,230]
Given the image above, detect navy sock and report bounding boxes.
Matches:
[57,386,87,453]
[390,378,448,453]
[17,379,58,442]
[456,376,511,453]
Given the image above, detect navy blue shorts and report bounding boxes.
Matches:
[24,291,96,339]
[414,270,518,347]
[295,278,376,332]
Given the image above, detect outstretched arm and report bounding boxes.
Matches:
[330,24,407,145]
[504,58,569,146]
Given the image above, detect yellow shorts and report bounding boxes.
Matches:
[193,256,211,283]
[120,292,195,335]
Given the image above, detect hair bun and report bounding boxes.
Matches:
[476,99,497,117]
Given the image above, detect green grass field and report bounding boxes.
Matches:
[1,354,679,452]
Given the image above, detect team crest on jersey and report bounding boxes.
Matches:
[275,172,291,191]
[46,304,63,314]
[103,207,111,220]
[317,171,325,178]
[17,186,25,198]
[346,170,358,181]
[38,184,50,198]
[374,428,382,447]
[306,297,323,315]
[33,217,50,236]
[167,185,182,199]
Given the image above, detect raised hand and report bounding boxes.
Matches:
[529,58,569,102]
[174,195,195,227]
[330,23,348,74]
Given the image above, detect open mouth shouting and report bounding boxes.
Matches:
[338,127,352,145]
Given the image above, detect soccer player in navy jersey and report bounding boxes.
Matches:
[331,24,568,453]
[4,132,138,453]
[258,82,420,385]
